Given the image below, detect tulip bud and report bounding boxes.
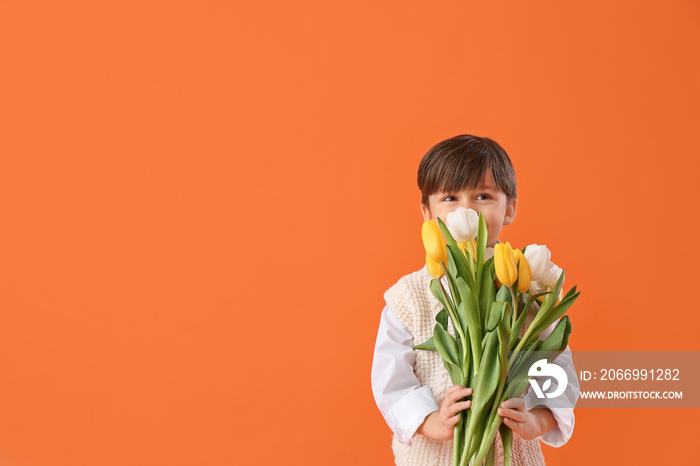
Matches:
[541,263,563,289]
[494,241,517,287]
[421,220,447,264]
[484,246,495,262]
[426,254,445,278]
[446,207,479,242]
[523,244,552,281]
[513,249,531,293]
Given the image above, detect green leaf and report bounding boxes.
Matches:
[509,338,542,372]
[479,258,496,329]
[446,244,459,281]
[455,276,483,367]
[522,270,567,342]
[486,302,505,332]
[437,216,474,292]
[455,277,479,329]
[464,331,501,446]
[500,300,511,334]
[445,360,465,385]
[430,279,451,313]
[508,291,550,349]
[563,285,578,301]
[538,317,568,353]
[496,303,511,355]
[462,331,472,386]
[447,245,475,294]
[537,270,566,315]
[476,213,488,267]
[435,308,449,330]
[529,291,579,339]
[412,337,437,351]
[496,283,511,304]
[561,315,572,351]
[533,315,573,364]
[436,216,458,248]
[434,322,460,366]
[475,213,488,292]
[510,335,521,351]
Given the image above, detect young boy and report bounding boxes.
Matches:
[371,135,576,465]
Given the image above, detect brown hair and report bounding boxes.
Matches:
[417,134,517,207]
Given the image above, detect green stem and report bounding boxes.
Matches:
[500,422,513,466]
[458,429,476,466]
[509,286,518,324]
[485,440,496,466]
[513,325,534,354]
[471,411,504,466]
[470,380,508,465]
[454,411,469,466]
[453,418,460,466]
[438,269,468,353]
[443,264,462,324]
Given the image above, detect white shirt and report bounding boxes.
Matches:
[371,272,578,447]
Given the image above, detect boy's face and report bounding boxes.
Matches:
[420,170,517,248]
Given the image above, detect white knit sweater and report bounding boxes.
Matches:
[384,267,546,466]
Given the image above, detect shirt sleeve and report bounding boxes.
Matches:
[525,321,579,447]
[520,338,578,447]
[371,304,439,445]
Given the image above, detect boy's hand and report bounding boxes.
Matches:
[497,398,557,440]
[417,386,472,441]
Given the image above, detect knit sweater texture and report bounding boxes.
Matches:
[383,267,546,466]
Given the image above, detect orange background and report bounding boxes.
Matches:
[1,1,699,465]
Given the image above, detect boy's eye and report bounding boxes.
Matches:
[443,195,457,202]
[476,194,491,200]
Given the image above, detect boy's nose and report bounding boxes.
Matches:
[460,200,476,210]
[459,202,481,218]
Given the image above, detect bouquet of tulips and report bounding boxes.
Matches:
[415,207,580,466]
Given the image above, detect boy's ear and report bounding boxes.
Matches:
[503,198,517,225]
[420,203,432,222]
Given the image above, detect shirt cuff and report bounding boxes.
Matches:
[538,407,575,447]
[386,385,439,445]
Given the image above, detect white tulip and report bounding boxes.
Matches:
[524,244,552,280]
[541,263,563,289]
[484,247,495,262]
[446,207,479,242]
[528,278,547,295]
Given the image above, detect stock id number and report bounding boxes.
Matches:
[599,369,679,381]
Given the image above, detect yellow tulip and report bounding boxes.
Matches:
[513,249,531,293]
[421,220,447,264]
[426,254,446,278]
[457,241,467,256]
[458,239,479,259]
[456,241,470,258]
[494,241,517,287]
